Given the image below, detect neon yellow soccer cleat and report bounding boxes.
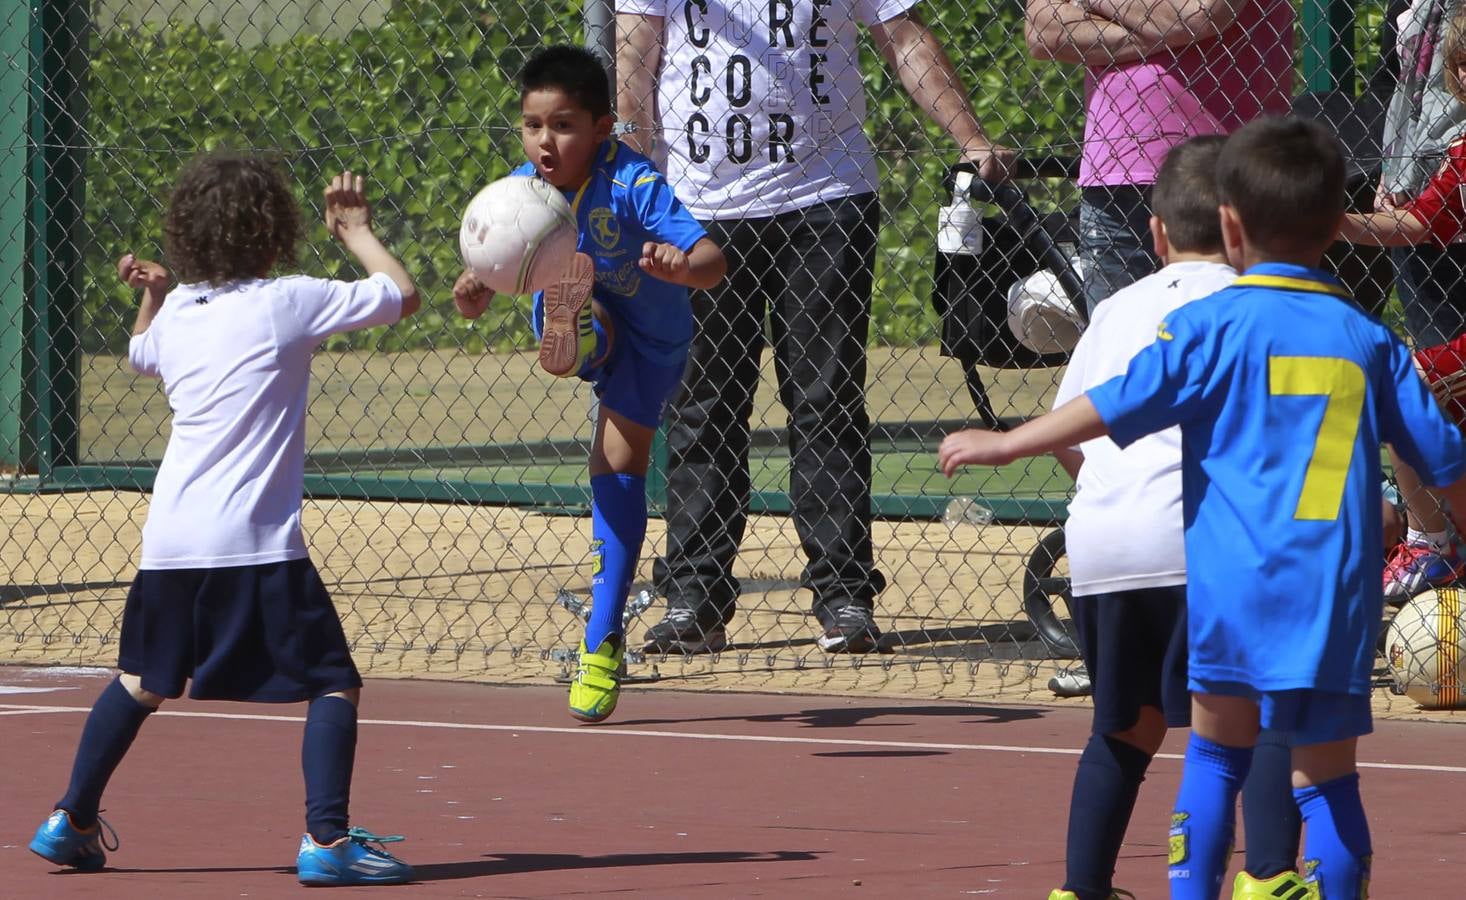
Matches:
[1233,869,1313,900]
[568,636,625,723]
[1047,890,1136,899]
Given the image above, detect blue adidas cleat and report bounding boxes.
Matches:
[29,809,116,870]
[296,827,414,886]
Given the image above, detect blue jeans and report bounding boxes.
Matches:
[1392,243,1466,347]
[1078,186,1160,314]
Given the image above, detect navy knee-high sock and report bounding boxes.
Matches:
[56,677,155,828]
[1063,733,1153,899]
[1241,728,1301,878]
[302,695,358,845]
[584,473,647,652]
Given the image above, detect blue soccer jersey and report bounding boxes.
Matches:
[514,140,708,366]
[1088,263,1466,695]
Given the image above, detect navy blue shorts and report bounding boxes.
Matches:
[582,321,687,429]
[533,297,688,429]
[117,558,362,702]
[1070,584,1190,734]
[1192,680,1374,746]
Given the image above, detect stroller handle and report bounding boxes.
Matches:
[944,157,1088,325]
[946,154,1079,185]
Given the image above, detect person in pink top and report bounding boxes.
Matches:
[1025,0,1294,313]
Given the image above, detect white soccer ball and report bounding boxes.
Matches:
[1387,586,1466,709]
[459,176,579,295]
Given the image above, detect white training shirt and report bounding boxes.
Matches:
[1053,260,1237,596]
[127,272,403,569]
[616,0,919,220]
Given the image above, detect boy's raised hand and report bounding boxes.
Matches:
[325,171,371,240]
[453,267,495,319]
[938,428,1014,477]
[116,253,171,294]
[639,241,690,283]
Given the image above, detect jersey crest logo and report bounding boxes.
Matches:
[589,207,619,250]
[1157,322,1174,341]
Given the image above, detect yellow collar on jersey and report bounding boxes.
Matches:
[1232,273,1352,300]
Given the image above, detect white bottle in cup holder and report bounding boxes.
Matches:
[937,201,983,256]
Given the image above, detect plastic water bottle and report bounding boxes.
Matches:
[943,497,994,528]
[936,201,984,257]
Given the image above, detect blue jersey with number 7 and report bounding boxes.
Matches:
[1087,262,1466,695]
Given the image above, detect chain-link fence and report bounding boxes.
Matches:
[1,0,1442,706]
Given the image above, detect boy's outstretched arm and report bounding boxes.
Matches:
[940,395,1109,476]
[639,237,726,290]
[1339,209,1432,247]
[324,171,420,319]
[119,253,171,335]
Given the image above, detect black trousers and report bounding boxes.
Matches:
[653,193,887,621]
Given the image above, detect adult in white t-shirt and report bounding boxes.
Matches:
[617,0,1012,654]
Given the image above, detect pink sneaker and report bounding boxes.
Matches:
[1383,538,1463,603]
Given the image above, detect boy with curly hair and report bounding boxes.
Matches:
[29,154,421,886]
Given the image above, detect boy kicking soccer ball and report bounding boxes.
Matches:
[29,155,421,886]
[453,45,726,723]
[942,117,1466,898]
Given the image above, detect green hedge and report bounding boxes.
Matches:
[78,0,1080,353]
[77,0,1386,353]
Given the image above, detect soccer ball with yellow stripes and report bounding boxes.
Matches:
[1388,586,1466,709]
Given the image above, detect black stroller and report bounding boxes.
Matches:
[931,155,1089,661]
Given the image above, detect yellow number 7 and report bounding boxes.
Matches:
[1269,356,1366,521]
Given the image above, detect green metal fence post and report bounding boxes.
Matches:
[647,425,669,512]
[0,0,28,470]
[23,0,86,476]
[1301,0,1356,94]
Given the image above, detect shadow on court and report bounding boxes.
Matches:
[411,849,822,881]
[611,702,1044,729]
[669,622,1044,656]
[53,865,295,876]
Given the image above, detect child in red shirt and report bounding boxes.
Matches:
[1341,27,1466,598]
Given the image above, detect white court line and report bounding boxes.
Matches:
[3,702,1464,774]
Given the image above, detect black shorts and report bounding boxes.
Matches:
[118,558,362,702]
[1070,584,1190,734]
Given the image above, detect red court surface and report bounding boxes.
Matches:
[3,665,1465,898]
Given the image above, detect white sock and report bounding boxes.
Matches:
[1406,527,1449,551]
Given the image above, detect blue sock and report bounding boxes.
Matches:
[583,473,647,652]
[57,677,154,828]
[1063,733,1153,899]
[1169,733,1253,899]
[1241,729,1301,879]
[302,695,357,845]
[1295,774,1372,895]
